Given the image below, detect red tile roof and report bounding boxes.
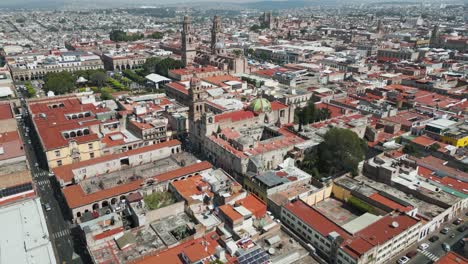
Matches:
[202,74,241,87]
[154,161,212,183]
[29,97,111,150]
[134,231,236,264]
[412,135,437,146]
[63,161,212,209]
[165,82,188,95]
[435,252,468,264]
[284,200,352,239]
[93,226,124,241]
[0,130,25,161]
[315,103,345,118]
[171,175,213,204]
[235,193,267,219]
[170,66,221,76]
[270,101,288,110]
[214,110,256,123]
[355,213,419,248]
[285,200,420,259]
[0,103,13,120]
[219,204,243,222]
[369,193,413,212]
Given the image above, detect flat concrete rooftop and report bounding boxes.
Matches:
[0,197,56,264]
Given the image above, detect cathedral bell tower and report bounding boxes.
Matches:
[181,16,196,66]
[211,15,225,55]
[188,76,207,122]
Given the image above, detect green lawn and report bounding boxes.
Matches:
[144,191,175,210]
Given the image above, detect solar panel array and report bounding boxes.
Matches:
[0,182,32,198]
[237,247,269,264]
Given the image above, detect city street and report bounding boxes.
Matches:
[389,211,468,264]
[16,88,86,264]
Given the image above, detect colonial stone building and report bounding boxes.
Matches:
[8,50,103,81]
[180,15,248,74]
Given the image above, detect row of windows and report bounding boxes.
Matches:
[56,152,95,167]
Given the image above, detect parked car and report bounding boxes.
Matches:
[406,250,418,258]
[441,227,450,234]
[442,243,450,252]
[397,256,410,264]
[453,218,463,225]
[429,236,439,242]
[457,225,467,232]
[43,203,51,212]
[418,243,429,251]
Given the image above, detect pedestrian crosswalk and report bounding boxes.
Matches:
[35,171,49,177]
[52,229,70,239]
[37,179,50,186]
[418,249,439,261]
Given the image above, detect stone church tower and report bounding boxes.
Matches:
[188,76,207,122]
[211,15,225,55]
[181,16,196,66]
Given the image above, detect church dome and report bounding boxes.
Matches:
[249,97,272,113]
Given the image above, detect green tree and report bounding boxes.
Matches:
[100,87,114,100]
[257,51,269,61]
[403,144,417,155]
[247,48,255,57]
[109,30,144,42]
[90,71,107,88]
[25,82,36,98]
[149,31,164,39]
[43,71,75,95]
[429,143,441,152]
[122,69,146,85]
[233,49,242,57]
[142,57,184,77]
[317,128,367,176]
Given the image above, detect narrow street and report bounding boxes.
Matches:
[17,87,87,264]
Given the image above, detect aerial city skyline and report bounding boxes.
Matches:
[0,1,466,264]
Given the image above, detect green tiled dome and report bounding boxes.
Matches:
[249,97,272,113]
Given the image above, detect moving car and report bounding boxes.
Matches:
[457,225,467,232]
[429,236,439,242]
[453,218,463,225]
[418,243,429,251]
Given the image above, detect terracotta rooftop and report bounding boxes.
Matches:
[202,74,241,87]
[134,231,235,264]
[166,82,189,95]
[214,110,256,123]
[435,252,468,264]
[0,103,13,120]
[0,131,25,161]
[411,135,437,147]
[29,97,112,150]
[369,193,413,212]
[170,174,213,204]
[63,160,212,209]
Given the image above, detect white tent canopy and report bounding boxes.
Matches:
[145,73,171,84]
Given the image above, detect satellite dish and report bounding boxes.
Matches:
[391,221,399,228]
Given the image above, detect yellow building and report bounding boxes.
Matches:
[28,96,109,168]
[45,140,102,168]
[441,133,468,147]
